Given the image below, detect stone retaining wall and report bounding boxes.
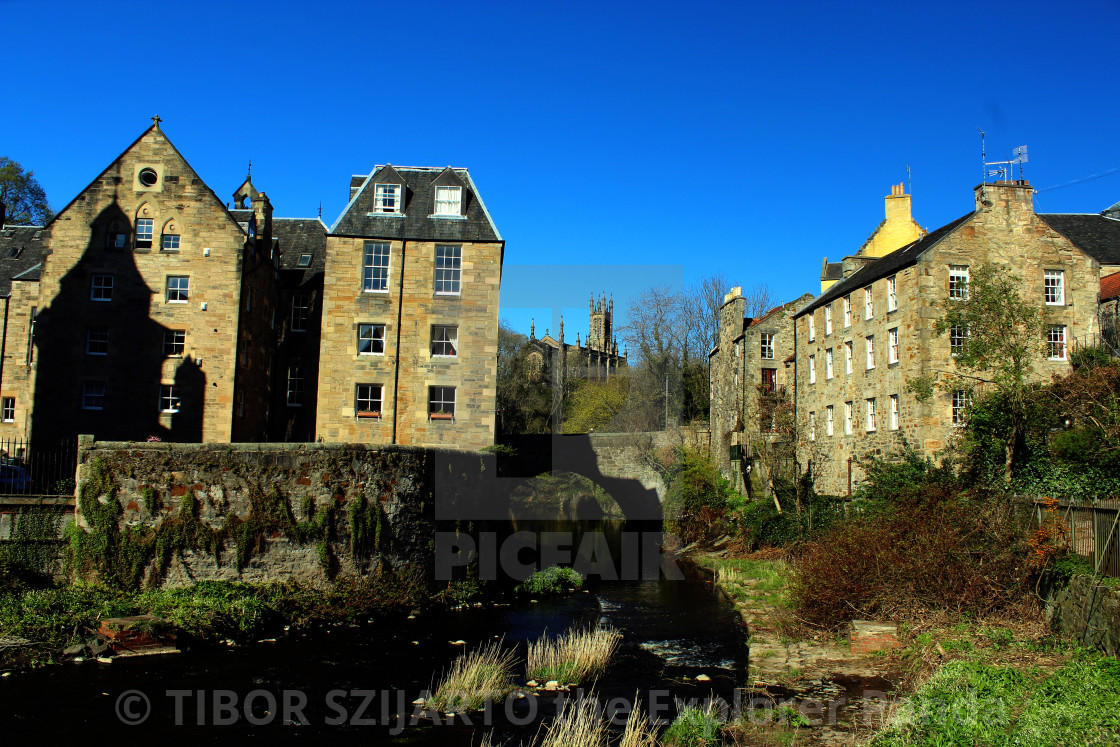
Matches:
[1045,573,1120,657]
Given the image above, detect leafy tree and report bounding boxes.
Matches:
[0,157,52,226]
[561,376,630,433]
[933,264,1047,484]
[495,321,551,435]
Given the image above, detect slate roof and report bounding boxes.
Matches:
[330,166,502,242]
[273,218,328,285]
[1038,214,1120,266]
[1102,271,1120,302]
[821,260,843,282]
[797,214,973,317]
[0,226,46,295]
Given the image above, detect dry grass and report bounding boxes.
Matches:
[538,696,609,747]
[619,696,659,747]
[426,639,517,712]
[527,626,622,684]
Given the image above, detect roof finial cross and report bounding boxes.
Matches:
[247,159,252,179]
[151,114,162,126]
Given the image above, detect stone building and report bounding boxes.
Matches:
[313,165,504,450]
[795,180,1110,495]
[525,293,627,385]
[0,123,505,453]
[0,121,278,445]
[709,288,813,493]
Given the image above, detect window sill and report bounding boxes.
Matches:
[356,412,381,419]
[358,352,385,357]
[366,212,405,218]
[429,413,454,421]
[431,354,458,359]
[428,214,467,220]
[161,249,180,254]
[362,290,390,295]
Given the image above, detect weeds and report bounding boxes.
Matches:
[538,696,609,747]
[662,701,723,746]
[427,640,517,712]
[526,626,621,684]
[515,566,583,597]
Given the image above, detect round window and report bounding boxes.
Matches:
[138,168,158,187]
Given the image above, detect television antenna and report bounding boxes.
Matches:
[980,129,1028,181]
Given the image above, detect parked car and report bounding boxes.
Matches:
[0,464,34,493]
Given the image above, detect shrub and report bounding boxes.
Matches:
[537,695,609,747]
[526,626,621,684]
[663,449,736,545]
[790,488,1035,629]
[662,702,723,746]
[515,566,583,596]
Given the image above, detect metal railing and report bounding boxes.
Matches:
[0,436,78,497]
[1037,498,1120,579]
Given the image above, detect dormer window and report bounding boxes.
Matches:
[297,253,313,268]
[373,183,402,213]
[434,186,462,216]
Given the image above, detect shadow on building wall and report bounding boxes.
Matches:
[31,199,207,444]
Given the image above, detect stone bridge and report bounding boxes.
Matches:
[495,432,687,521]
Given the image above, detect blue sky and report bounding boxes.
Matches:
[3,0,1118,344]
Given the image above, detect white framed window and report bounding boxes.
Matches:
[86,328,109,356]
[949,265,969,300]
[82,382,105,411]
[1,397,13,423]
[866,398,877,432]
[356,384,383,417]
[107,232,127,249]
[373,183,402,213]
[136,218,154,249]
[1047,325,1067,361]
[1044,270,1065,306]
[431,325,458,357]
[808,354,816,384]
[429,386,456,420]
[843,295,851,327]
[358,323,386,355]
[950,325,968,357]
[291,295,310,332]
[825,348,834,379]
[824,306,832,335]
[864,285,874,320]
[845,340,853,375]
[164,330,185,356]
[287,365,304,407]
[434,245,462,294]
[844,401,853,435]
[166,276,189,303]
[866,334,875,369]
[887,275,897,312]
[809,411,816,441]
[158,384,181,413]
[808,314,815,342]
[890,394,900,430]
[826,405,834,436]
[760,333,775,360]
[161,233,180,251]
[952,390,969,425]
[91,274,113,301]
[434,186,462,216]
[888,327,899,364]
[363,242,390,292]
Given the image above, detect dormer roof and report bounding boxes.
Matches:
[330,165,501,242]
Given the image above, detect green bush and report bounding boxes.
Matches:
[514,565,583,596]
[663,448,736,545]
[663,704,723,746]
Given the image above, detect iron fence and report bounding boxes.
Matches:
[1037,498,1120,579]
[0,436,78,497]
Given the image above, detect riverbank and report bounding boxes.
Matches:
[0,566,481,671]
[697,551,1120,746]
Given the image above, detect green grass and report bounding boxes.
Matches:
[871,653,1120,746]
[697,556,790,608]
[663,703,723,746]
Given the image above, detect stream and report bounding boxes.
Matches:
[0,555,748,743]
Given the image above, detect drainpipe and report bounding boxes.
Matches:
[391,241,406,445]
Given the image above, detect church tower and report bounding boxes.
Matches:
[588,292,612,352]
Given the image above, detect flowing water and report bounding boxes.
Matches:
[0,529,748,744]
